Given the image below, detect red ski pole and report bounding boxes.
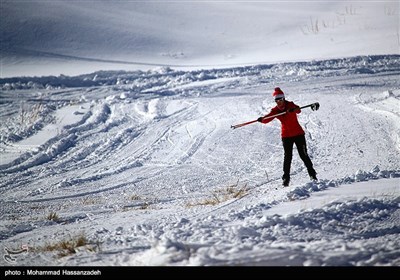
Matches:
[231,102,319,129]
[231,111,286,129]
[230,119,259,129]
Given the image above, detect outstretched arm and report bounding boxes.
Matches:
[257,109,279,124]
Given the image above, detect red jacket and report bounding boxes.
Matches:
[261,100,305,138]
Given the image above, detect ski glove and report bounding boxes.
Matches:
[257,117,263,122]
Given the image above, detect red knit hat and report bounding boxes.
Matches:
[273,87,285,100]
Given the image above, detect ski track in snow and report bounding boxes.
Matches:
[0,55,400,266]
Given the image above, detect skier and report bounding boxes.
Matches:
[257,87,317,187]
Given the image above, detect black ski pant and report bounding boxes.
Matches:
[282,134,315,180]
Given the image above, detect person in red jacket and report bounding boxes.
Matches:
[257,87,317,186]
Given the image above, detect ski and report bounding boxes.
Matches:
[231,102,319,129]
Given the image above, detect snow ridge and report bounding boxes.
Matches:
[1,55,399,91]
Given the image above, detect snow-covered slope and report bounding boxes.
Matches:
[1,0,399,267]
[1,1,399,77]
[0,55,399,266]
